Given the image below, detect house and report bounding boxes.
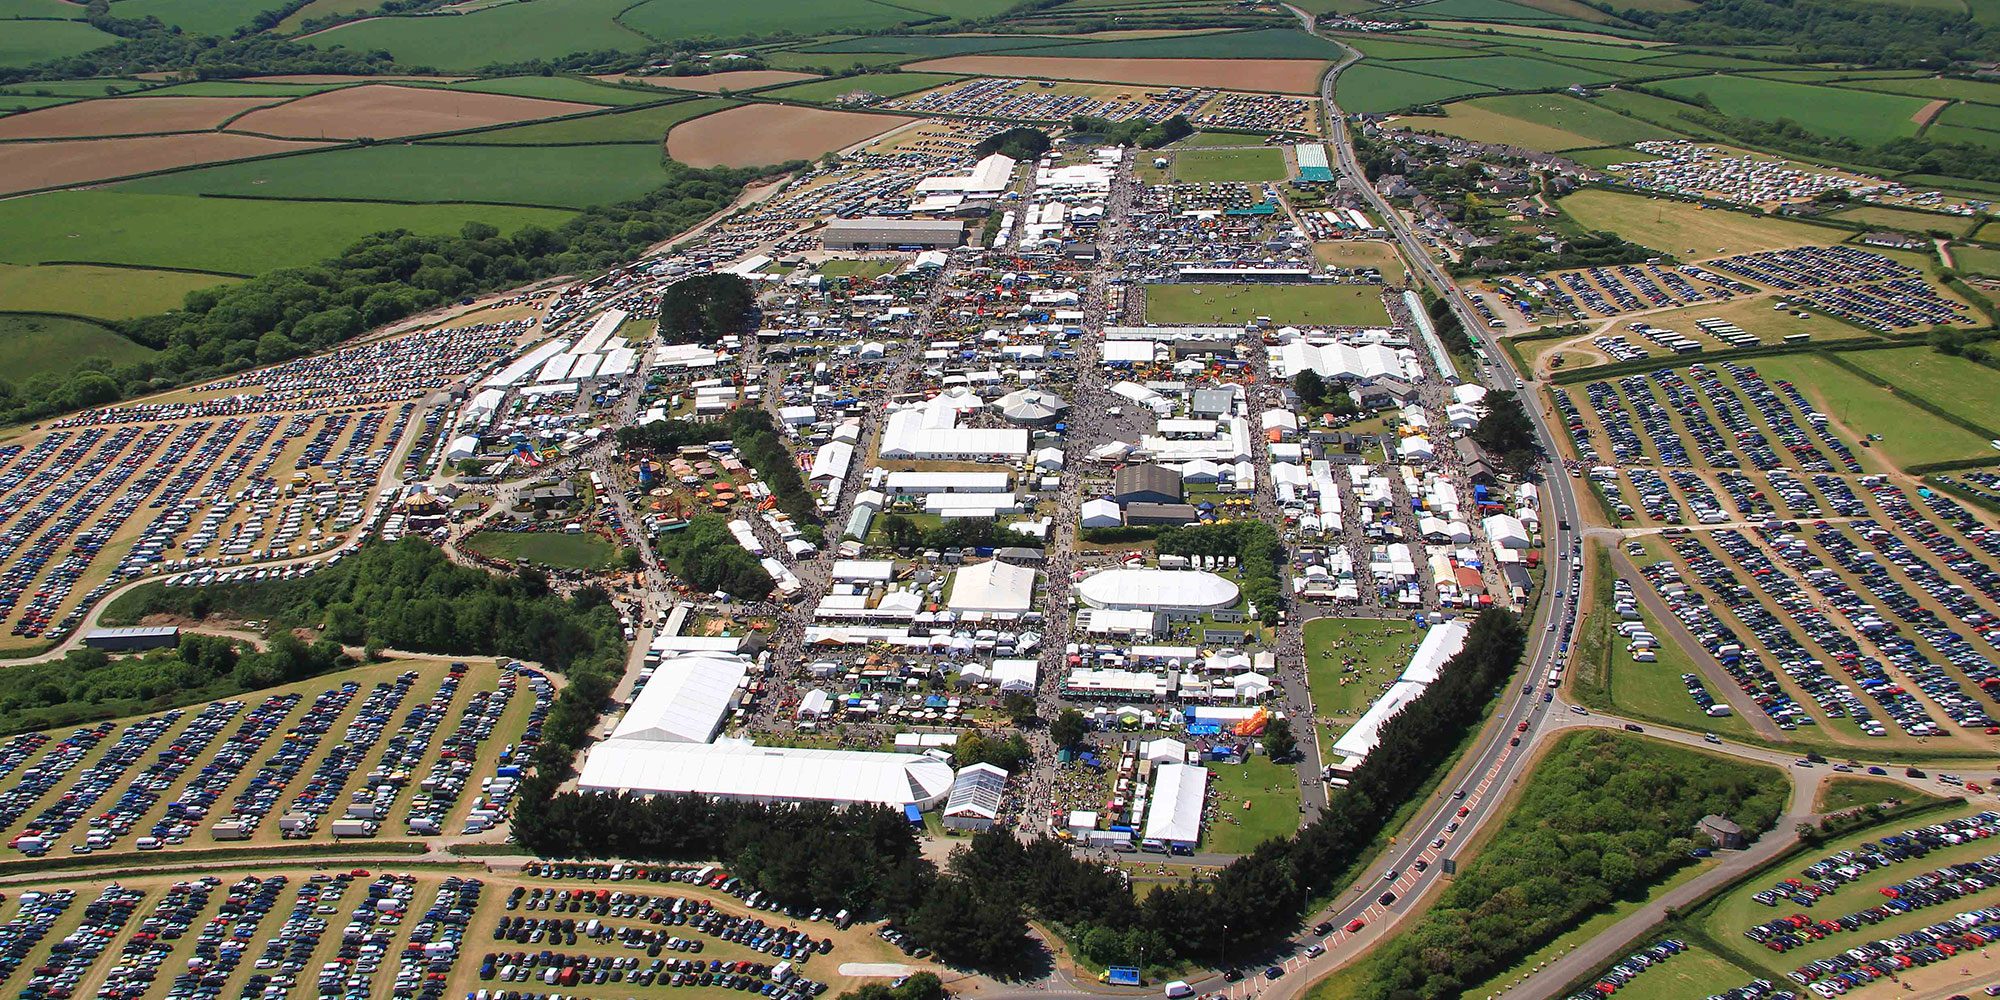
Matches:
[1114,464,1183,506]
[1697,814,1746,850]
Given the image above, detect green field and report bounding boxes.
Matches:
[1841,74,2000,104]
[1338,34,1488,60]
[1557,187,1844,255]
[1924,122,2000,148]
[1335,63,1491,113]
[0,313,158,381]
[0,0,85,15]
[463,529,619,569]
[0,262,232,319]
[112,0,284,35]
[304,0,652,70]
[1171,146,1286,182]
[119,143,679,208]
[275,0,377,30]
[0,77,145,96]
[430,97,734,144]
[1953,244,2000,277]
[617,0,926,43]
[1596,594,1753,740]
[1144,283,1392,325]
[0,191,574,274]
[802,34,1079,56]
[1395,54,1617,90]
[1827,203,1967,234]
[1752,351,1998,469]
[819,258,903,279]
[1649,74,1930,144]
[1561,145,1664,169]
[1595,943,1757,1000]
[1303,617,1421,720]
[1815,776,1932,814]
[760,72,964,103]
[444,75,669,105]
[1404,0,1579,21]
[1416,92,1681,151]
[0,94,78,113]
[134,80,345,97]
[762,50,913,71]
[0,18,119,67]
[1202,754,1301,855]
[1008,27,1346,59]
[1847,345,2000,438]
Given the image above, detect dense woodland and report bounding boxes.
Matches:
[1612,0,2000,66]
[0,165,781,429]
[1154,521,1285,625]
[1471,390,1541,476]
[655,514,777,600]
[657,274,758,345]
[1357,730,1786,1000]
[0,632,348,736]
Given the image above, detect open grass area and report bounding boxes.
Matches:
[462,529,619,569]
[0,19,120,68]
[1202,754,1301,855]
[1846,345,2000,438]
[1752,351,1999,469]
[1599,599,1755,740]
[1334,63,1492,114]
[760,72,964,103]
[1395,54,1619,91]
[1815,776,1935,814]
[1007,27,1344,59]
[1954,244,2000,276]
[1827,203,1968,235]
[1171,146,1286,182]
[1599,941,1758,1000]
[1313,240,1407,284]
[0,191,574,274]
[1144,283,1391,326]
[1413,92,1683,152]
[618,0,927,43]
[818,258,904,279]
[1648,74,1930,145]
[112,0,281,35]
[118,143,676,208]
[304,0,652,70]
[1303,616,1421,721]
[1841,74,2000,105]
[429,97,734,144]
[1459,859,1723,998]
[762,50,914,72]
[1557,187,1845,256]
[0,313,159,381]
[0,262,232,319]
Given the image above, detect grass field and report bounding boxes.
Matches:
[1459,861,1723,999]
[1752,352,1998,469]
[1303,617,1421,721]
[802,34,1077,56]
[1847,345,2000,438]
[760,72,964,103]
[762,50,913,72]
[619,0,924,44]
[1649,74,1930,145]
[0,94,77,113]
[1006,26,1345,59]
[0,313,158,380]
[463,529,619,569]
[1399,54,1618,91]
[0,262,232,319]
[1313,240,1407,284]
[275,0,377,30]
[819,258,903,279]
[1815,776,1932,814]
[118,142,676,208]
[1561,145,1664,169]
[1334,63,1491,114]
[1145,283,1391,325]
[443,75,668,105]
[1953,244,2000,276]
[304,0,652,70]
[1557,187,1844,255]
[0,19,119,67]
[1336,34,1485,60]
[1827,203,1967,234]
[1595,942,1755,1000]
[134,80,344,98]
[111,0,276,35]
[430,96,733,144]
[1171,146,1286,182]
[0,191,575,274]
[1607,294,1869,350]
[1413,92,1682,151]
[1599,597,1754,740]
[1202,754,1301,855]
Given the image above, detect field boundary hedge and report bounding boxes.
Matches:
[1546,337,1886,385]
[186,190,588,212]
[1819,348,2000,441]
[28,258,252,279]
[0,838,430,880]
[0,309,132,334]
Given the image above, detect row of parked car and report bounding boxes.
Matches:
[476,950,822,997]
[1564,938,1686,999]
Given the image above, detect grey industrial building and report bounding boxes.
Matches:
[83,625,181,652]
[1113,464,1183,506]
[822,218,967,251]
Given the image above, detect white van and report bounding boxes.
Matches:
[1165,982,1193,998]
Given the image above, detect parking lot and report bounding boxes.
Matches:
[0,656,551,859]
[0,861,919,1000]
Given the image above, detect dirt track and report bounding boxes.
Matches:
[665,103,915,168]
[905,55,1331,94]
[228,84,593,139]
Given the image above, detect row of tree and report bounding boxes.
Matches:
[1356,729,1786,999]
[0,631,348,736]
[656,514,776,600]
[0,165,778,430]
[1471,389,1542,477]
[873,515,1034,552]
[1070,113,1194,150]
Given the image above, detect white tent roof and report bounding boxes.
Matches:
[1143,763,1208,846]
[943,762,1009,820]
[1142,737,1186,763]
[948,560,1037,613]
[578,740,955,809]
[1402,619,1470,685]
[1076,569,1239,612]
[610,655,748,743]
[1332,680,1428,764]
[1080,498,1122,527]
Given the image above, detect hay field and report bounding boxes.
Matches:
[1410,92,1682,151]
[1649,74,1930,145]
[0,95,281,139]
[905,55,1329,93]
[228,84,595,139]
[1558,188,1845,255]
[0,133,333,195]
[667,104,915,167]
[598,70,819,92]
[429,96,734,144]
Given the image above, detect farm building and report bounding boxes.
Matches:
[1114,464,1183,506]
[822,218,967,250]
[82,625,180,652]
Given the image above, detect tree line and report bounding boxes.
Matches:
[1154,521,1285,625]
[1611,0,1999,66]
[0,164,781,429]
[874,515,1037,552]
[1355,729,1786,1000]
[0,631,348,736]
[655,514,776,601]
[1471,389,1541,476]
[1070,114,1194,150]
[657,273,758,345]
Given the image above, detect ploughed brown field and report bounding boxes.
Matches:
[0,133,333,195]
[666,103,915,167]
[594,70,819,92]
[240,74,471,83]
[0,96,285,140]
[904,55,1329,94]
[228,84,594,139]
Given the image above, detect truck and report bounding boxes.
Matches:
[330,819,378,838]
